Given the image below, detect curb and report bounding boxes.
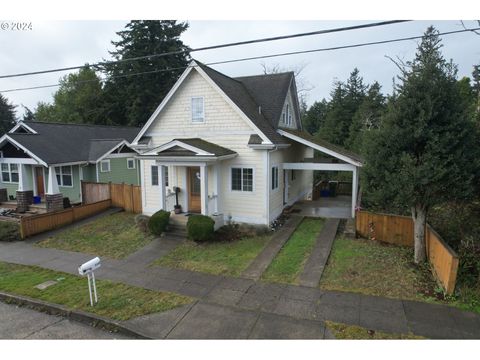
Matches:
[0,291,151,339]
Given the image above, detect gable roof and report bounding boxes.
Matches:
[278,128,364,167]
[2,121,140,165]
[143,138,237,158]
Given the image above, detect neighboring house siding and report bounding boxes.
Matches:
[44,165,82,203]
[98,157,140,185]
[82,164,97,182]
[0,164,33,199]
[142,70,267,223]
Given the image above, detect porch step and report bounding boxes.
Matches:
[169,212,189,226]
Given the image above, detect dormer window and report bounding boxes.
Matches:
[286,104,291,126]
[191,97,205,123]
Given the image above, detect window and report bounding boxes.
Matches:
[100,160,110,173]
[231,167,253,192]
[271,166,279,190]
[151,165,159,186]
[1,163,19,183]
[127,158,135,169]
[165,167,169,187]
[191,97,205,122]
[55,166,73,187]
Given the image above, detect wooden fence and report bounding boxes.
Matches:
[82,181,142,214]
[20,199,111,239]
[355,210,459,294]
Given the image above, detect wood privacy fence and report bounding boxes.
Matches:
[355,210,459,294]
[20,199,111,239]
[82,181,142,214]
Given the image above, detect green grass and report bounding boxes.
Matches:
[0,262,192,321]
[320,236,437,301]
[153,235,271,276]
[262,218,325,284]
[325,321,425,340]
[36,212,153,259]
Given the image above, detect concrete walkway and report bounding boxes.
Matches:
[298,218,340,287]
[1,233,480,339]
[242,215,303,280]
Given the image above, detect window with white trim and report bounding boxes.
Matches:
[127,158,135,169]
[191,97,205,123]
[55,166,73,187]
[1,163,19,183]
[100,160,111,172]
[151,165,159,186]
[271,166,279,190]
[165,167,169,187]
[231,167,253,192]
[286,104,293,126]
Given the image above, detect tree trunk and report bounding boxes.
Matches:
[412,205,427,264]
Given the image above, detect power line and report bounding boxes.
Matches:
[0,20,409,80]
[1,26,479,94]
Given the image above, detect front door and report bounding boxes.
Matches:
[187,167,201,213]
[35,167,45,197]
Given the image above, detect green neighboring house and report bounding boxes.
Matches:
[0,121,141,207]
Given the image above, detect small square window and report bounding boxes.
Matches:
[231,167,253,192]
[127,158,135,169]
[191,97,205,123]
[100,160,110,173]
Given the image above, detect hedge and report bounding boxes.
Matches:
[187,215,215,242]
[148,210,170,236]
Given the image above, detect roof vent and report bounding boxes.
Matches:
[258,106,262,114]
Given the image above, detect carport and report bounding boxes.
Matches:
[278,129,363,218]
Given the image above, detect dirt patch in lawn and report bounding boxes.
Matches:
[36,212,154,259]
[326,321,425,339]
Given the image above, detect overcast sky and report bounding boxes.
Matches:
[1,20,479,118]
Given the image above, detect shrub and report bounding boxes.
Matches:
[134,214,150,233]
[187,215,214,242]
[148,210,170,236]
[0,222,21,242]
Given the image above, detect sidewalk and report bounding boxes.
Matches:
[0,238,479,339]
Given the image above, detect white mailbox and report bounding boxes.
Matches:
[78,257,101,306]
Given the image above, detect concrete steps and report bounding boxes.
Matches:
[168,212,188,237]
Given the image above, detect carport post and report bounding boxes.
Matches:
[351,167,359,218]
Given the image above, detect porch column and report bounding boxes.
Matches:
[16,164,33,213]
[46,166,63,212]
[214,164,220,214]
[158,165,166,210]
[200,164,208,215]
[351,166,359,218]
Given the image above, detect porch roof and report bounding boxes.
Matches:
[141,138,237,157]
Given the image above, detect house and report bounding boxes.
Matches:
[0,121,140,212]
[132,60,363,227]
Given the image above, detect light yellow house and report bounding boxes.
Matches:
[132,60,362,226]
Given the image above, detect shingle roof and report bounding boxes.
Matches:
[195,61,289,145]
[153,138,236,157]
[280,128,364,165]
[4,121,140,165]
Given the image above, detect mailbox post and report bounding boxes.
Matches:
[78,257,101,306]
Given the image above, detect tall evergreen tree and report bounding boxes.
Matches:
[362,27,479,263]
[0,94,16,134]
[302,99,328,135]
[346,82,386,153]
[34,67,105,124]
[101,20,190,127]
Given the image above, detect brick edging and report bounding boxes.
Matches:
[0,291,151,339]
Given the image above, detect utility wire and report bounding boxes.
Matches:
[0,20,409,79]
[1,26,479,94]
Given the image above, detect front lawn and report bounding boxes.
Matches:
[36,212,153,259]
[325,321,424,340]
[319,236,437,301]
[153,235,271,276]
[0,262,192,321]
[262,218,325,284]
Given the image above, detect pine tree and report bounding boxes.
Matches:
[302,99,328,135]
[0,94,16,134]
[362,27,479,263]
[101,20,190,127]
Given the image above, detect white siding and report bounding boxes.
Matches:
[141,69,268,224]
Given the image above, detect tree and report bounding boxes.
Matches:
[346,81,386,153]
[101,20,191,127]
[21,105,35,122]
[0,94,16,134]
[34,66,105,124]
[362,27,479,263]
[302,99,328,135]
[316,68,367,147]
